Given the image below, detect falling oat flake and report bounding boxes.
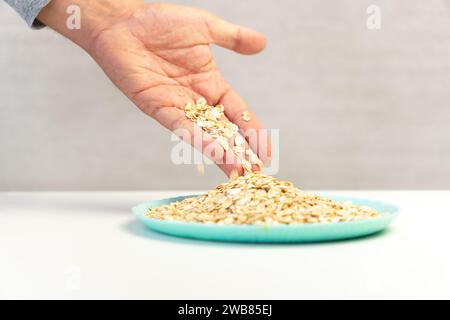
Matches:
[197,163,205,175]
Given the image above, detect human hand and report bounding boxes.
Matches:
[39,0,270,176]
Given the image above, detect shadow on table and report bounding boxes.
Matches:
[121,219,393,248]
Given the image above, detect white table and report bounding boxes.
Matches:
[1,191,449,300]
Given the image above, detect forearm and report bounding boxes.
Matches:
[37,0,143,52]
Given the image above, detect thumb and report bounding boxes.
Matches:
[204,13,266,55]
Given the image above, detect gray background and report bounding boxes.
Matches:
[1,0,449,191]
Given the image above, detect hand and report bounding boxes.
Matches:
[39,0,270,176]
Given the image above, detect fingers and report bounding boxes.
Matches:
[204,12,266,55]
[219,89,272,164]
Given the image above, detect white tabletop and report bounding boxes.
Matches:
[1,190,449,300]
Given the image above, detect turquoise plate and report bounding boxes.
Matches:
[133,195,399,243]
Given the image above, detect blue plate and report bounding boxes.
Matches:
[133,195,399,243]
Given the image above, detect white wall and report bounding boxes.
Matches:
[1,0,449,190]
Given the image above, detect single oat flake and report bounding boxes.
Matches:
[242,111,251,122]
[197,163,205,175]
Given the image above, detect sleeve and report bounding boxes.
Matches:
[4,0,52,29]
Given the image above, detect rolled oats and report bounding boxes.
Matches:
[145,172,380,225]
[184,97,262,174]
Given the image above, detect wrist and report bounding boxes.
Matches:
[38,0,143,52]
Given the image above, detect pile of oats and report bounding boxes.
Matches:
[184,98,262,174]
[145,172,379,225]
